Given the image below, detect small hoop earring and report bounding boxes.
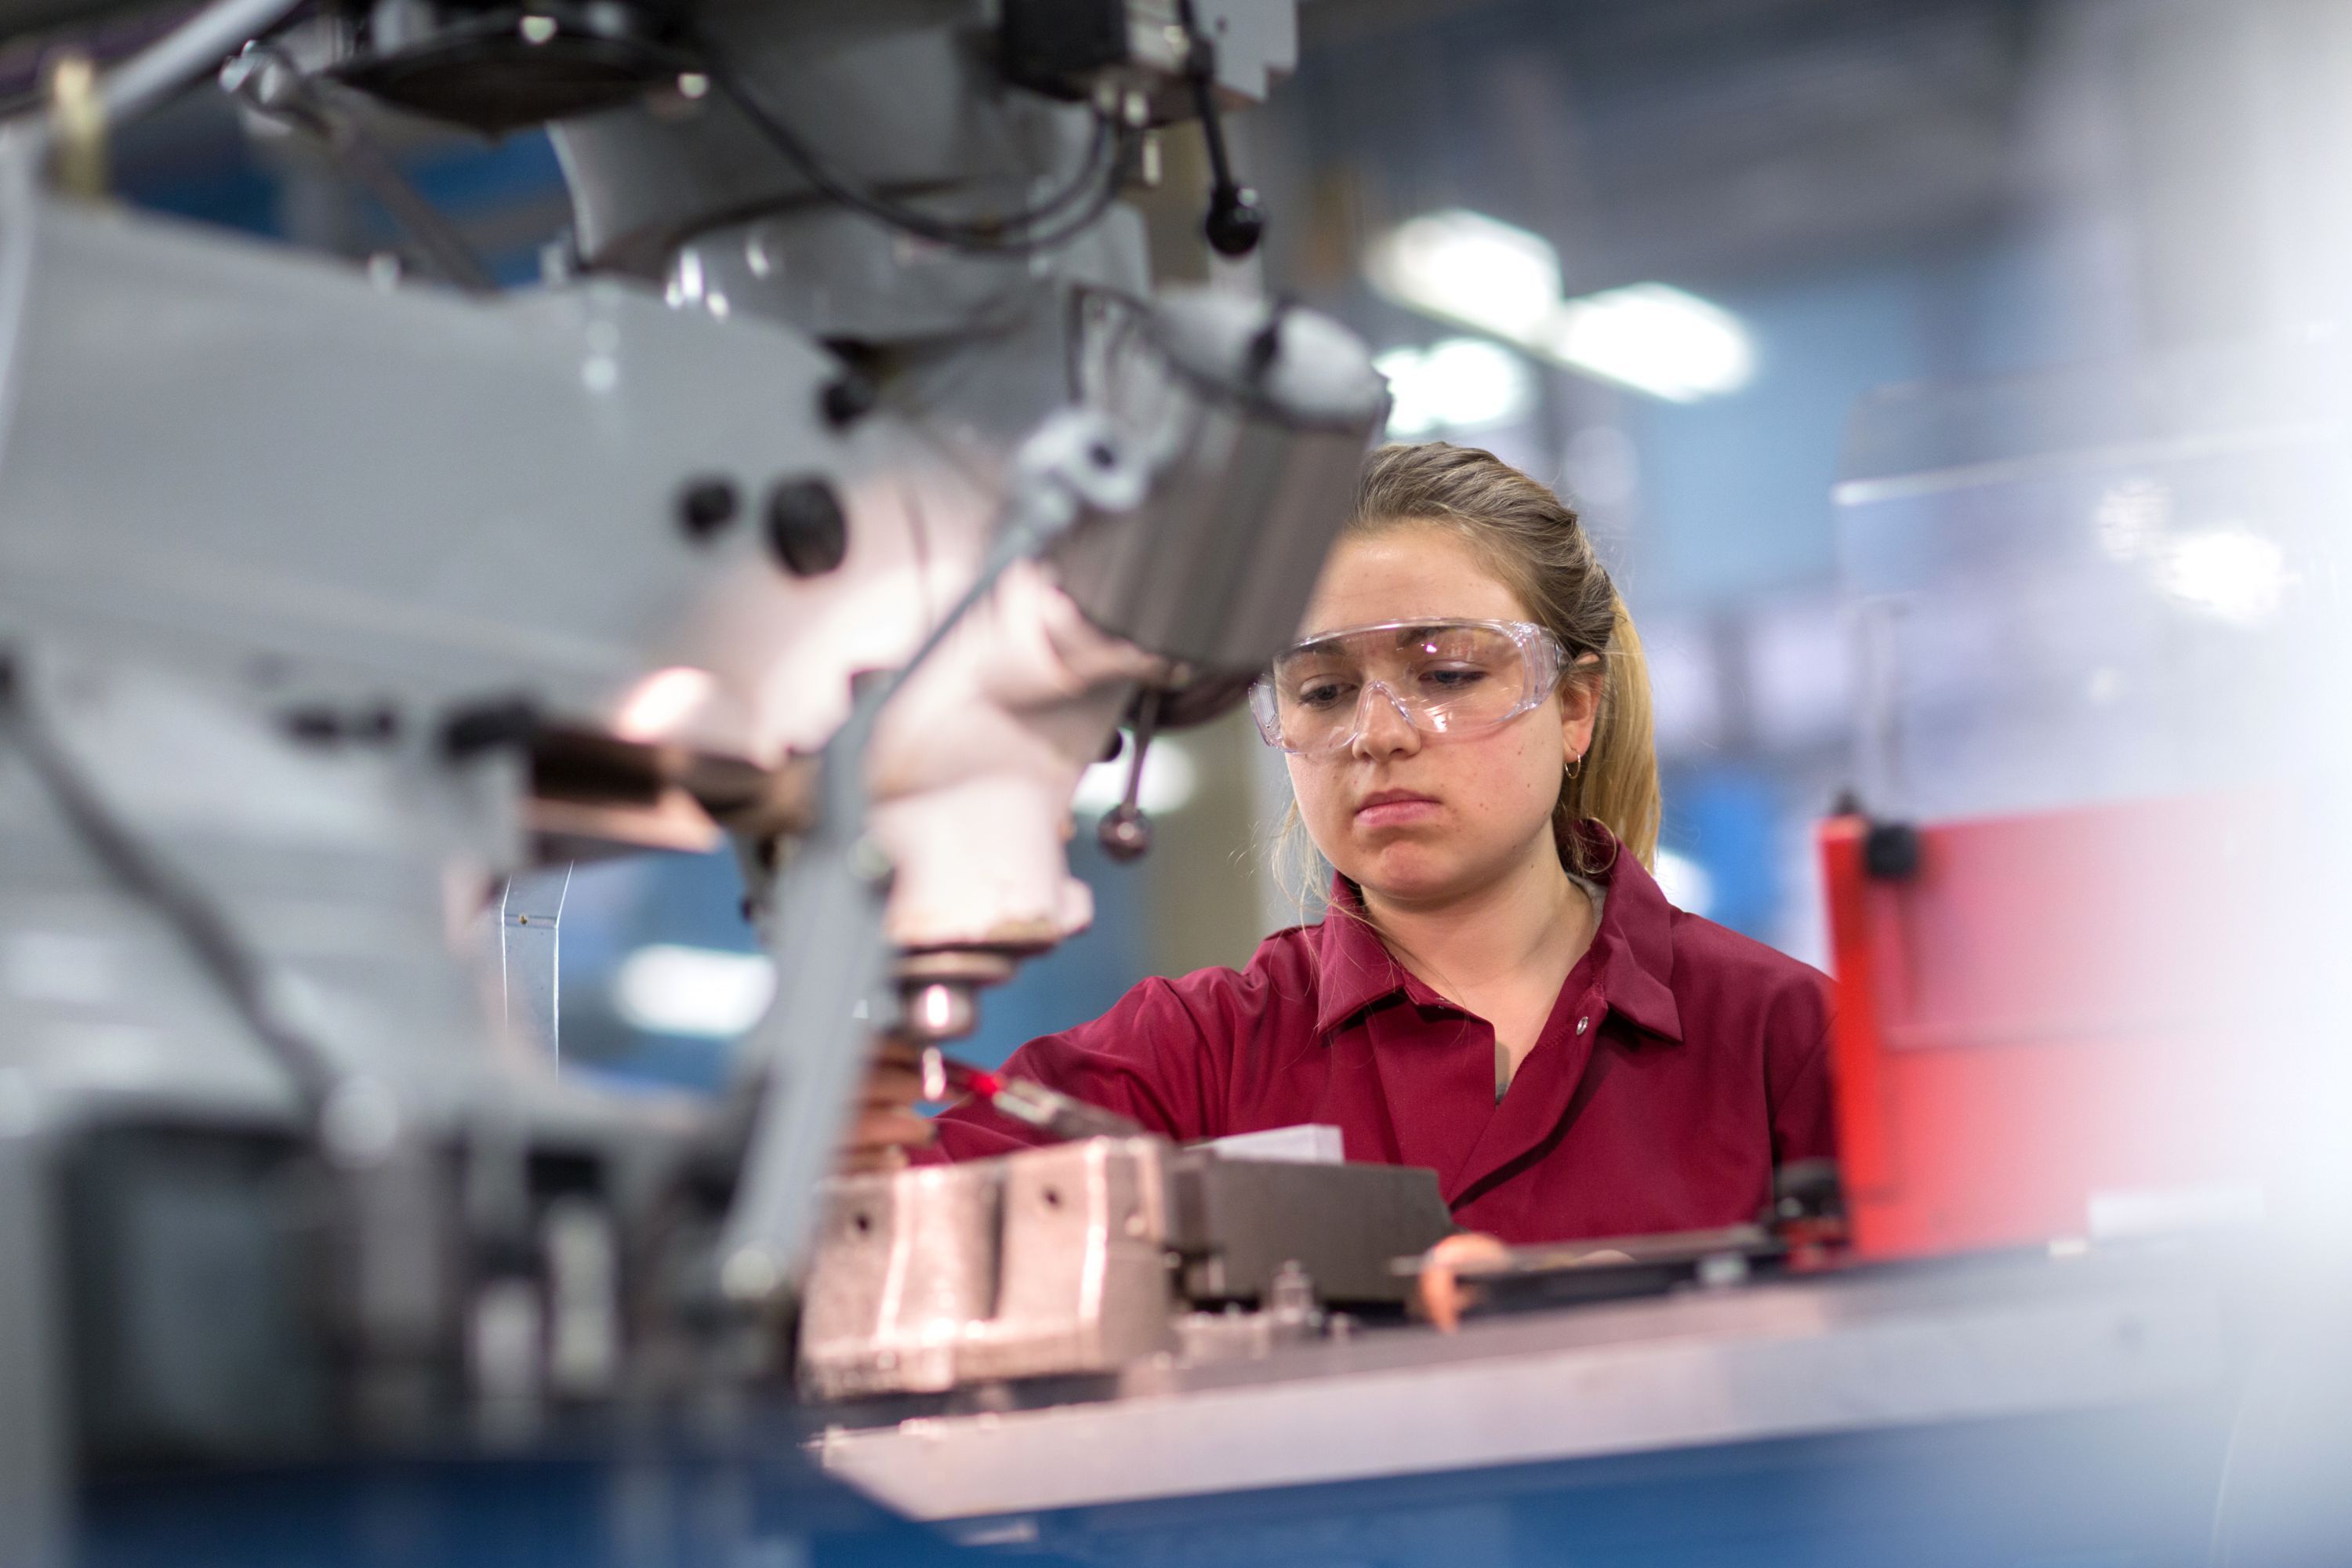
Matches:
[1565,752,1584,781]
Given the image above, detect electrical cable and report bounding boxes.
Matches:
[0,658,343,1123]
[226,42,496,293]
[694,48,1130,256]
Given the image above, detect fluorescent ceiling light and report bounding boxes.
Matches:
[1365,209,1564,341]
[1375,339,1534,437]
[2156,528,2287,626]
[614,945,775,1037]
[1366,211,1756,402]
[1540,284,1755,402]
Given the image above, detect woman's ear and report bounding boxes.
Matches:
[1559,655,1602,762]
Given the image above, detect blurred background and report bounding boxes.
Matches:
[47,0,2344,1086]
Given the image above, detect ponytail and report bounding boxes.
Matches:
[1559,594,1659,871]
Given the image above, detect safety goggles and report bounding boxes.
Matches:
[1247,619,1568,757]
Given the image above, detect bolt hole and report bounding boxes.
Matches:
[1041,1187,1062,1210]
[852,1212,872,1236]
[1087,441,1116,470]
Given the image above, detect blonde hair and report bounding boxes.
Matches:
[1272,441,1661,906]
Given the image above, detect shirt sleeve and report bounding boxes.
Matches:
[1763,971,1836,1167]
[928,975,1220,1161]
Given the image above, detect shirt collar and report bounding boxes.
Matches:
[1310,822,1684,1044]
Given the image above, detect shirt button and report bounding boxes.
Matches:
[1575,1016,1590,1035]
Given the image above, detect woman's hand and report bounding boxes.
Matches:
[1415,1233,1637,1331]
[837,1038,937,1175]
[1416,1232,1512,1332]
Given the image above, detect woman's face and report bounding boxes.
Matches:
[1285,523,1597,908]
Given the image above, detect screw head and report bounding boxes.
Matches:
[820,373,879,429]
[677,476,740,541]
[765,476,850,577]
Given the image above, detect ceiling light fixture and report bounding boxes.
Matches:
[1374,339,1535,437]
[1366,210,1756,402]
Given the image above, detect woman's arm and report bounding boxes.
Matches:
[929,975,1222,1160]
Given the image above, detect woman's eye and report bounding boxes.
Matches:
[1295,681,1354,710]
[1420,666,1489,691]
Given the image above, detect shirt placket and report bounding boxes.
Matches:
[1448,980,1610,1208]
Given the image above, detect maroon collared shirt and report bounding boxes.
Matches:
[933,827,1834,1244]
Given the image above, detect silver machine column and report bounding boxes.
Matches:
[0,0,1385,1559]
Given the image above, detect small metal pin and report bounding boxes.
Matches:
[45,53,106,199]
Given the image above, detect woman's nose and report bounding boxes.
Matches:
[1348,681,1422,757]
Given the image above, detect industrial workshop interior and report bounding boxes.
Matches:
[4,0,2350,1563]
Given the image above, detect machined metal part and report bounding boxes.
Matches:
[496,865,570,1058]
[1168,1151,1453,1307]
[797,1138,1455,1400]
[800,1137,1178,1399]
[1057,289,1388,670]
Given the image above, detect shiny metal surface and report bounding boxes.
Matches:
[800,1137,1459,1400]
[815,1251,2234,1522]
[801,1138,1178,1399]
[1057,291,1388,670]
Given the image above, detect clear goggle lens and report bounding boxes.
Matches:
[1247,619,1566,757]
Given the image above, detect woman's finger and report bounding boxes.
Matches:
[1417,1232,1513,1333]
[848,1107,937,1151]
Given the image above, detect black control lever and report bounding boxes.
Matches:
[1178,0,1265,256]
[1098,689,1161,862]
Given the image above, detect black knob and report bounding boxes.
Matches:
[281,702,401,745]
[1205,187,1265,257]
[281,706,344,744]
[821,373,880,429]
[765,477,849,577]
[677,476,740,542]
[441,697,539,760]
[1862,820,1922,881]
[1098,803,1150,862]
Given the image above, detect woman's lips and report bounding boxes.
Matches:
[1354,791,1442,829]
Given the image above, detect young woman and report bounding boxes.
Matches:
[868,442,1832,1279]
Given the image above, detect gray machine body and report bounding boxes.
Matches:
[0,3,1371,1556]
[798,1137,1456,1401]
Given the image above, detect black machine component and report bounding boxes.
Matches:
[1096,691,1160,862]
[994,0,1267,256]
[56,1120,720,1471]
[675,475,741,541]
[62,1128,334,1467]
[765,476,851,578]
[996,0,1133,100]
[1178,0,1264,256]
[331,0,685,136]
[1169,1154,1456,1309]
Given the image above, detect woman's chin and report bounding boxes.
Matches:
[1348,848,1473,906]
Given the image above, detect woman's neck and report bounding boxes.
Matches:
[1359,837,1594,1004]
